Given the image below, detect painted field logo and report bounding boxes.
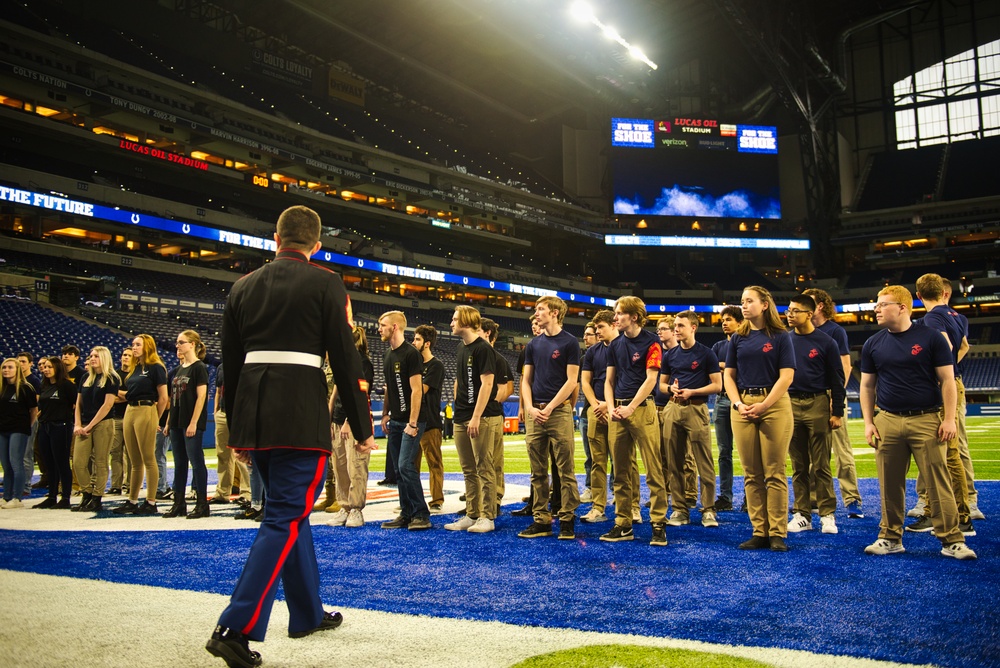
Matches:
[762,342,773,353]
[911,344,923,356]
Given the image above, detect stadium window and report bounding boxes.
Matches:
[894,38,1000,148]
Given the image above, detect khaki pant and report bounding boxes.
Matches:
[662,401,716,514]
[608,400,667,527]
[789,395,836,517]
[732,392,793,538]
[874,411,963,545]
[659,405,697,508]
[956,378,977,504]
[108,418,126,489]
[214,411,249,500]
[415,427,444,506]
[828,415,861,506]
[331,423,370,510]
[123,404,159,503]
[488,417,505,501]
[73,419,115,496]
[455,417,499,520]
[916,378,977,511]
[525,403,579,523]
[586,406,609,513]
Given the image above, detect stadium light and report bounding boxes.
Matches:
[567,1,657,70]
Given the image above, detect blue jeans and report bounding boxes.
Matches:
[0,431,30,502]
[156,429,170,493]
[714,396,734,502]
[170,428,207,502]
[22,421,38,493]
[387,419,428,520]
[580,413,592,487]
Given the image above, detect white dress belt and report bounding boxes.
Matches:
[244,351,323,368]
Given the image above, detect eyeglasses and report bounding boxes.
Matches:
[175,340,190,346]
[873,301,901,310]
[785,309,811,316]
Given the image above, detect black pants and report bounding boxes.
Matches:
[37,421,73,499]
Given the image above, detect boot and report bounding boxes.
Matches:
[90,496,103,512]
[187,500,210,519]
[72,492,93,512]
[54,497,71,509]
[162,500,188,518]
[313,483,337,512]
[35,496,57,509]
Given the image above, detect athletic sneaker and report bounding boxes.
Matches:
[518,522,553,538]
[864,539,905,555]
[467,517,495,534]
[381,515,410,529]
[941,542,977,560]
[905,516,934,533]
[632,508,643,524]
[666,510,689,527]
[599,525,634,542]
[906,499,927,518]
[847,502,864,518]
[327,509,349,527]
[959,520,976,537]
[580,488,593,503]
[558,518,575,540]
[581,509,608,523]
[787,512,813,532]
[2,498,23,510]
[701,510,718,528]
[969,503,985,521]
[445,515,477,531]
[650,523,667,546]
[429,503,443,514]
[345,509,364,527]
[820,514,838,534]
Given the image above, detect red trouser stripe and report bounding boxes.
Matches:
[241,454,328,635]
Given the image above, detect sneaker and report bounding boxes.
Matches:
[864,538,905,555]
[667,510,689,527]
[847,502,864,518]
[905,516,934,533]
[518,522,554,538]
[113,500,140,515]
[941,542,977,560]
[650,522,668,546]
[906,498,927,518]
[381,515,409,529]
[969,503,986,521]
[511,505,532,517]
[959,520,976,537]
[769,536,788,552]
[467,517,495,533]
[558,518,575,540]
[206,625,262,668]
[738,536,770,550]
[133,500,158,515]
[701,510,718,528]
[408,517,432,531]
[820,514,839,534]
[787,512,813,533]
[715,497,733,512]
[580,488,593,503]
[445,515,477,531]
[632,508,643,524]
[581,509,608,523]
[345,509,364,527]
[327,509,349,527]
[156,489,172,501]
[429,503,443,514]
[599,525,634,542]
[2,498,23,510]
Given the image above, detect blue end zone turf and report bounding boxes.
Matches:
[1,476,996,667]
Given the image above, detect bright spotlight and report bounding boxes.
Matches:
[569,1,594,23]
[602,25,622,42]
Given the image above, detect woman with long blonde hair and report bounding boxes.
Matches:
[114,334,168,515]
[0,357,38,509]
[71,347,121,512]
[163,329,211,519]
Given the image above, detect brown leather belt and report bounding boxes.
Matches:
[533,400,570,409]
[671,396,707,406]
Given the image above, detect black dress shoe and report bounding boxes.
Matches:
[769,536,788,552]
[34,497,57,509]
[72,492,94,512]
[54,498,71,509]
[113,500,140,515]
[208,496,230,505]
[187,502,211,519]
[715,497,733,512]
[31,479,48,490]
[206,625,261,668]
[289,611,343,638]
[162,502,187,518]
[738,535,770,550]
[133,500,158,515]
[511,504,532,517]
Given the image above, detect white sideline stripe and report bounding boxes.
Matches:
[0,570,919,668]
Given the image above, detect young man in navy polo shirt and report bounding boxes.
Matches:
[784,295,845,536]
[580,309,617,523]
[860,285,975,560]
[712,306,742,511]
[658,310,722,528]
[602,296,669,546]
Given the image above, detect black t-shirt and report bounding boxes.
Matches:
[454,338,497,423]
[383,342,423,422]
[484,348,511,418]
[419,356,445,429]
[65,366,85,387]
[169,360,209,431]
[333,356,375,424]
[79,375,121,424]
[38,380,77,423]
[0,383,38,434]
[125,363,168,403]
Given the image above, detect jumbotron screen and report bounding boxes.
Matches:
[610,117,780,220]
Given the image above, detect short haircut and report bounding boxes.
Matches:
[802,288,835,320]
[584,321,596,333]
[656,314,675,329]
[276,205,321,250]
[535,295,567,325]
[480,318,499,343]
[915,273,948,301]
[379,310,407,328]
[879,285,913,311]
[592,309,615,326]
[720,305,743,321]
[62,345,80,357]
[674,310,698,327]
[414,324,437,348]
[790,294,816,311]
[454,305,482,331]
[17,351,33,363]
[615,295,647,327]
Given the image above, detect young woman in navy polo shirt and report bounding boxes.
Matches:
[724,286,795,551]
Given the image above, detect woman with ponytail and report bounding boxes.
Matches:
[164,329,211,519]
